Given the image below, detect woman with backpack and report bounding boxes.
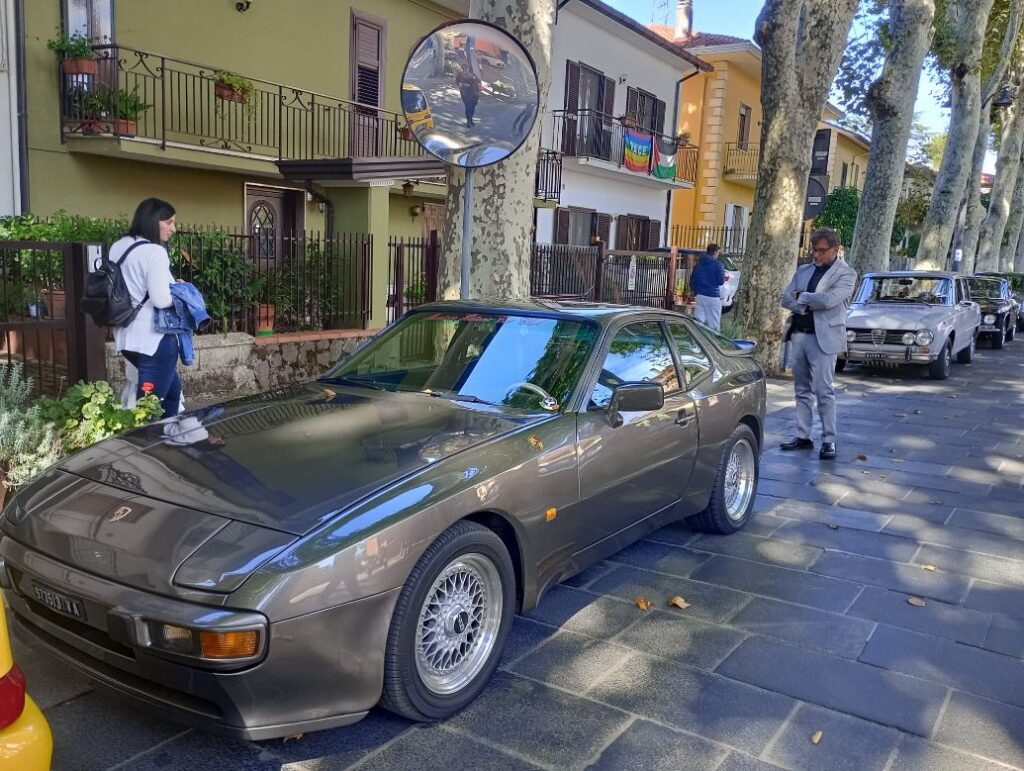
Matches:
[109,197,182,418]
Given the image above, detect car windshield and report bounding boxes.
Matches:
[857,276,952,305]
[322,310,598,411]
[402,87,427,113]
[966,278,1003,300]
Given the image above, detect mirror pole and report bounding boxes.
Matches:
[461,166,474,300]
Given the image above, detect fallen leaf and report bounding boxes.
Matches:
[929,499,943,505]
[856,454,868,461]
[914,409,923,415]
[635,596,653,611]
[282,734,304,743]
[322,388,336,400]
[920,564,937,572]
[668,596,691,610]
[827,523,840,530]
[810,730,823,745]
[907,596,927,607]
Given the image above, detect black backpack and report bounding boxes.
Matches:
[81,241,150,327]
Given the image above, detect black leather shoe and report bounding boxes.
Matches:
[819,443,837,460]
[780,437,814,451]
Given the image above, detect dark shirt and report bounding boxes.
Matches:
[791,262,832,333]
[691,255,726,298]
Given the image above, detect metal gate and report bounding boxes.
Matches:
[387,231,439,323]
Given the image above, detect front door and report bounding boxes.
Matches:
[576,321,699,551]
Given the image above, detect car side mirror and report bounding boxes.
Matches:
[960,300,973,307]
[608,382,664,428]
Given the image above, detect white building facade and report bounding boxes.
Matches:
[536,0,706,249]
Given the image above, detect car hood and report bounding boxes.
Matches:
[56,382,545,536]
[846,304,953,330]
[975,299,1010,313]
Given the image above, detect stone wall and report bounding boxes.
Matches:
[105,329,379,403]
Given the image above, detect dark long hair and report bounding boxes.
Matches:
[128,198,175,243]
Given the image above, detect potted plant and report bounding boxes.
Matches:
[66,85,108,134]
[619,113,639,129]
[47,31,97,76]
[110,88,151,137]
[213,70,254,105]
[675,131,691,146]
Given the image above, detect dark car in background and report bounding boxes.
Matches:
[976,271,1024,331]
[966,276,1017,348]
[0,301,766,740]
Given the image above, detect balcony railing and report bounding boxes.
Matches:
[551,109,698,186]
[535,149,562,202]
[723,143,759,180]
[58,45,424,161]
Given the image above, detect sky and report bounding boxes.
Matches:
[603,0,972,168]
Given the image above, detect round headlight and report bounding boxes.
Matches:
[915,329,933,346]
[983,314,996,325]
[902,332,916,345]
[846,330,856,342]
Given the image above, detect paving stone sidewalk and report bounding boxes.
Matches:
[16,343,1024,771]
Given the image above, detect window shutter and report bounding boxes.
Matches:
[555,208,571,244]
[615,216,630,249]
[595,213,611,246]
[603,77,616,117]
[648,220,662,249]
[654,99,666,135]
[353,20,382,106]
[565,61,580,111]
[626,87,638,119]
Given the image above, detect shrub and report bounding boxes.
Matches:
[46,32,94,59]
[0,364,62,495]
[38,381,162,454]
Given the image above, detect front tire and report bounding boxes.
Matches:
[956,333,975,364]
[688,424,759,534]
[380,521,515,722]
[928,341,951,379]
[993,327,1005,349]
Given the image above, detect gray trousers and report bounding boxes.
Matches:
[695,294,722,330]
[790,330,838,444]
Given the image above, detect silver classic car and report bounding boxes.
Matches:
[0,301,766,740]
[838,272,981,379]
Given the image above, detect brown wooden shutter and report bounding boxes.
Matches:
[603,77,616,117]
[648,220,662,249]
[353,21,382,106]
[654,99,666,135]
[595,213,611,246]
[554,208,571,244]
[615,216,630,249]
[626,87,638,119]
[565,61,580,111]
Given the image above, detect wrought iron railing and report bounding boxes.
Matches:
[58,45,424,161]
[551,109,698,185]
[535,150,563,202]
[530,243,597,299]
[723,143,759,180]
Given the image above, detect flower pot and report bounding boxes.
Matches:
[62,57,98,76]
[400,126,414,141]
[256,303,275,336]
[80,119,105,135]
[215,83,249,104]
[113,119,137,137]
[41,289,67,320]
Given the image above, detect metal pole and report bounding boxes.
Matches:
[461,166,474,300]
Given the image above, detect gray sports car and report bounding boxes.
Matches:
[0,300,766,740]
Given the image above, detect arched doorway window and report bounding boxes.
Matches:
[250,201,276,260]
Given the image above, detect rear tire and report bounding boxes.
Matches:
[380,521,514,722]
[956,333,975,364]
[688,424,759,534]
[928,341,951,379]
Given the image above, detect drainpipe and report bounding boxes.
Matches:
[666,68,701,245]
[13,0,29,212]
[305,183,334,237]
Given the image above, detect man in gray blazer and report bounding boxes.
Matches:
[779,228,858,460]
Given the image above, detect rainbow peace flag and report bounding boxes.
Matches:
[624,129,653,172]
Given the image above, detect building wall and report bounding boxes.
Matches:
[828,132,869,193]
[1,0,20,214]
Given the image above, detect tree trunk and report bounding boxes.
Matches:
[977,78,1024,272]
[736,0,859,374]
[959,110,991,273]
[848,0,936,276]
[916,0,996,269]
[437,0,555,300]
[999,146,1024,269]
[1016,212,1024,270]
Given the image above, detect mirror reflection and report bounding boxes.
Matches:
[402,21,540,168]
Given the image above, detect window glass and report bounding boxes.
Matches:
[66,0,113,41]
[591,322,678,408]
[856,276,953,306]
[668,323,712,384]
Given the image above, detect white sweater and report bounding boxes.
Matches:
[109,236,175,356]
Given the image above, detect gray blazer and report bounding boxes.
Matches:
[780,258,858,355]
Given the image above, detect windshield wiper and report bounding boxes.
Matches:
[876,297,930,304]
[319,375,389,391]
[420,388,495,405]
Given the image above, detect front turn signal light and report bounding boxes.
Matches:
[199,629,261,659]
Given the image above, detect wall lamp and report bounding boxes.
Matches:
[235,1,252,12]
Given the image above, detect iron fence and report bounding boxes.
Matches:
[530,243,598,299]
[387,232,439,324]
[551,109,698,186]
[599,250,675,308]
[535,150,563,203]
[670,223,817,261]
[59,45,424,160]
[723,143,759,180]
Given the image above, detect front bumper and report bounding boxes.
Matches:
[841,345,937,364]
[0,538,400,740]
[0,695,52,771]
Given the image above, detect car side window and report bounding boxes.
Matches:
[956,280,966,303]
[667,323,712,386]
[590,322,679,409]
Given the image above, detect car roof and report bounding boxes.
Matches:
[863,271,962,279]
[413,298,682,323]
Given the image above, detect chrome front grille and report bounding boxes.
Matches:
[848,328,914,345]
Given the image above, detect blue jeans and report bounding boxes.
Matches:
[124,334,182,419]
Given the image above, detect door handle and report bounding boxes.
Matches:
[675,409,694,427]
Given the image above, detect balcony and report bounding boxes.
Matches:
[58,45,438,179]
[551,110,698,188]
[722,143,759,186]
[535,149,562,204]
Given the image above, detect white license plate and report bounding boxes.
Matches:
[864,352,888,360]
[33,583,85,619]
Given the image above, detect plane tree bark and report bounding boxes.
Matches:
[847,0,937,276]
[736,0,859,374]
[438,0,555,299]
